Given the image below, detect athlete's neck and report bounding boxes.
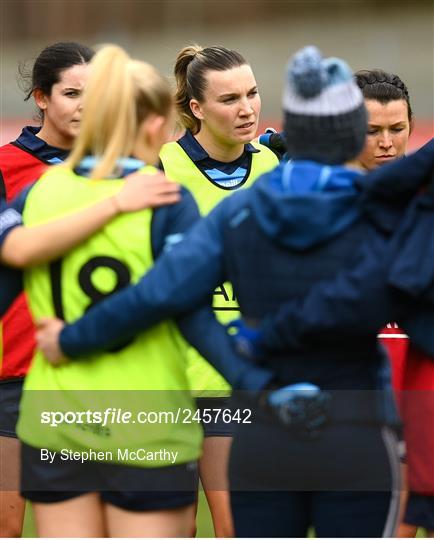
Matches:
[36,126,73,151]
[194,130,244,163]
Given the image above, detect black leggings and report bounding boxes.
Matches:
[229,419,400,537]
[231,489,398,537]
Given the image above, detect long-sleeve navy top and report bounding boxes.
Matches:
[0,171,273,391]
[59,139,434,363]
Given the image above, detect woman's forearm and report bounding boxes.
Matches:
[1,196,120,268]
[1,171,181,268]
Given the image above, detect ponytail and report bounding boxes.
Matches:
[174,44,247,134]
[66,45,172,179]
[174,44,204,133]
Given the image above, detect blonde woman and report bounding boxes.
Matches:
[0,40,183,538]
[4,45,206,538]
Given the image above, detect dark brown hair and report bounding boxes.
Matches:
[174,44,247,134]
[355,69,413,125]
[19,41,94,122]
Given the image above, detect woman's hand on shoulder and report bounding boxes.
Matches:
[114,172,181,213]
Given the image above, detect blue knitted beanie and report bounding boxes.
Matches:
[283,46,367,165]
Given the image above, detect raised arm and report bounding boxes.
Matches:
[1,172,180,268]
[361,138,434,202]
[236,141,434,355]
[258,233,409,351]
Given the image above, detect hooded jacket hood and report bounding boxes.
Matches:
[250,160,364,250]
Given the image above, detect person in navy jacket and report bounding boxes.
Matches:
[31,46,434,537]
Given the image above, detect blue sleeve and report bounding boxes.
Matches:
[155,189,273,389]
[386,185,434,299]
[361,138,434,199]
[259,140,434,351]
[60,198,229,357]
[260,233,412,350]
[153,189,272,388]
[151,187,199,257]
[0,185,33,249]
[177,309,274,390]
[0,186,33,313]
[260,216,434,358]
[0,264,23,316]
[360,138,434,232]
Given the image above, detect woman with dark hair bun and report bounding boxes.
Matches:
[354,69,420,538]
[0,41,93,537]
[0,41,181,537]
[355,69,412,172]
[353,70,413,392]
[20,41,95,142]
[355,70,434,540]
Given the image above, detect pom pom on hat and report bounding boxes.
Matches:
[283,45,367,165]
[289,46,326,98]
[289,46,355,99]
